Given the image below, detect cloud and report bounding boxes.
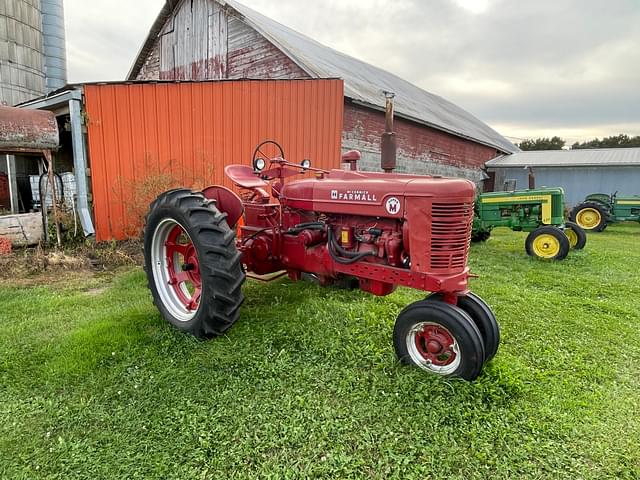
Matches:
[64,0,640,141]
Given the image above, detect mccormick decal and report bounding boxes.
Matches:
[330,190,378,202]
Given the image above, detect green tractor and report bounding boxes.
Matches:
[473,187,586,260]
[569,192,640,232]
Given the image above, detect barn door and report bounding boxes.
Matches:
[159,0,228,80]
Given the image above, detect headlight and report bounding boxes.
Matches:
[300,159,311,170]
[254,158,266,172]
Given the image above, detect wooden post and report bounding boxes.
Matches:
[6,155,19,214]
[43,150,62,247]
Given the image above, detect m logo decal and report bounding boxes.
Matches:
[385,197,401,215]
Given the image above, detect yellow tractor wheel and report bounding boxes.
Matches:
[564,221,587,249]
[569,202,608,232]
[525,226,570,260]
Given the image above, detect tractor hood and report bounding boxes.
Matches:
[280,169,476,219]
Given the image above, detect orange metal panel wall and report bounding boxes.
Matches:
[84,79,344,240]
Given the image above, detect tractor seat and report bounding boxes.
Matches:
[224,164,268,189]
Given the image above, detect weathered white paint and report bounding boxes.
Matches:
[0,212,43,246]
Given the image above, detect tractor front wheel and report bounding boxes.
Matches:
[393,300,485,380]
[427,293,500,362]
[143,189,245,338]
[564,221,587,250]
[471,230,491,242]
[569,202,608,232]
[525,226,570,260]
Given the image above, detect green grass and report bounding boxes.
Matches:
[1,224,640,479]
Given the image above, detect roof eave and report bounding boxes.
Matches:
[486,162,640,168]
[350,99,515,154]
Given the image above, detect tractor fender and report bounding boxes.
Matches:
[202,185,244,228]
[583,193,612,207]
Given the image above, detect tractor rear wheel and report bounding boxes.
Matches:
[525,226,570,260]
[393,300,485,380]
[564,221,587,249]
[426,293,499,362]
[569,202,608,232]
[143,189,245,338]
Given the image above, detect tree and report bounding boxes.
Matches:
[518,136,566,151]
[571,134,640,149]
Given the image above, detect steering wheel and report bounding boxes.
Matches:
[252,140,285,169]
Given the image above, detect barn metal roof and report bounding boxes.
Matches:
[128,0,518,154]
[486,148,640,168]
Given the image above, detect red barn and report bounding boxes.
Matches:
[128,0,518,181]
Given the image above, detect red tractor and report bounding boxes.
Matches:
[144,97,499,380]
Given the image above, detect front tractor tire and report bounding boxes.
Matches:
[564,221,587,250]
[427,293,500,362]
[569,202,608,232]
[525,226,570,260]
[393,300,486,381]
[471,230,491,243]
[143,189,245,338]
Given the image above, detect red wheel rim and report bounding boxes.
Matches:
[413,324,457,367]
[165,224,201,312]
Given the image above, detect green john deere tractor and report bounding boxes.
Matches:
[569,193,640,232]
[473,187,587,260]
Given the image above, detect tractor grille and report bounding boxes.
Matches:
[430,202,474,272]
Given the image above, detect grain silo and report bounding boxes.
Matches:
[41,0,67,92]
[0,0,67,106]
[0,0,46,105]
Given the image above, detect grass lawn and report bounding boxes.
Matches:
[1,224,639,479]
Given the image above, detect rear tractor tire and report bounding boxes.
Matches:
[393,299,486,380]
[143,189,245,338]
[569,202,608,232]
[563,221,587,250]
[525,226,570,261]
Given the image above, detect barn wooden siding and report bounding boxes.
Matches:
[84,79,344,241]
[138,0,308,82]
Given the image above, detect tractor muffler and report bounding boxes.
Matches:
[381,91,397,173]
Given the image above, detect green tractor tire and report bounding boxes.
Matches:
[525,226,570,261]
[564,221,587,250]
[569,202,608,232]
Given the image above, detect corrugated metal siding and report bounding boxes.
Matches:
[343,103,500,182]
[84,79,344,241]
[487,166,640,207]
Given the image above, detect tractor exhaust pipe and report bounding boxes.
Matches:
[381,91,397,173]
[527,167,536,189]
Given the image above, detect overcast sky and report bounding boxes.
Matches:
[64,0,640,144]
